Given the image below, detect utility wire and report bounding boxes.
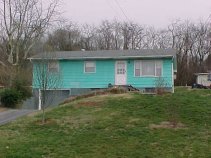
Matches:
[105,0,123,21]
[205,14,211,24]
[113,0,130,21]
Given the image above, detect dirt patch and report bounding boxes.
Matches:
[58,114,94,129]
[97,93,134,99]
[75,101,103,107]
[200,94,211,97]
[79,93,134,103]
[73,93,133,108]
[62,89,135,105]
[149,121,187,129]
[0,107,8,112]
[186,87,192,90]
[34,118,57,125]
[110,112,120,116]
[129,118,140,123]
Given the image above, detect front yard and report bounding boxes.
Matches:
[0,87,211,157]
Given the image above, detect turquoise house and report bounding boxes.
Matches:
[30,49,176,109]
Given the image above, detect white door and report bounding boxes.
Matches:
[115,61,127,85]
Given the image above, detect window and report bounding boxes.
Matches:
[48,61,59,73]
[117,61,126,74]
[84,61,96,73]
[142,61,155,76]
[135,61,141,76]
[156,61,162,76]
[134,60,162,77]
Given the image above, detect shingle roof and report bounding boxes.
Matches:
[29,49,176,60]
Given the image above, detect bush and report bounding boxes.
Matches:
[0,89,21,108]
[107,87,127,94]
[12,79,32,100]
[155,77,168,95]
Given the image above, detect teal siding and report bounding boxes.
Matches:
[32,62,63,89]
[33,58,173,89]
[127,59,173,88]
[60,60,115,88]
[32,62,47,88]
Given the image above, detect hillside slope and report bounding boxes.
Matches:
[0,88,211,158]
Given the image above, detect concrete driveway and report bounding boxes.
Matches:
[0,109,35,126]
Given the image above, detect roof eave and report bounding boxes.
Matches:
[29,55,174,60]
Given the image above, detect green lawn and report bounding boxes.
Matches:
[0,87,211,158]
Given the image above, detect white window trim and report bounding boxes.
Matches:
[134,60,142,77]
[48,61,59,73]
[134,60,163,77]
[84,61,96,73]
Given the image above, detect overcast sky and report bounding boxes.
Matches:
[61,0,211,28]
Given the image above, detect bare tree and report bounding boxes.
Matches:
[144,27,159,49]
[0,0,60,65]
[121,22,132,50]
[80,24,96,50]
[46,22,83,51]
[110,20,123,50]
[37,18,211,87]
[33,52,61,123]
[194,22,211,70]
[97,20,114,50]
[129,22,146,49]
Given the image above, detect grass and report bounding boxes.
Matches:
[0,87,211,157]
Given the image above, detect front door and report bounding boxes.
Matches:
[115,61,127,85]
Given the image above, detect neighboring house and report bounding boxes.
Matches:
[194,73,211,87]
[29,49,177,109]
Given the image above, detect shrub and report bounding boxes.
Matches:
[155,77,168,95]
[12,79,32,100]
[107,87,127,94]
[0,89,21,108]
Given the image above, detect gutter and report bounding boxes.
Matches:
[28,55,175,60]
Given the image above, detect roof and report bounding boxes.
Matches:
[29,49,176,60]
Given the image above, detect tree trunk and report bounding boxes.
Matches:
[42,108,45,124]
